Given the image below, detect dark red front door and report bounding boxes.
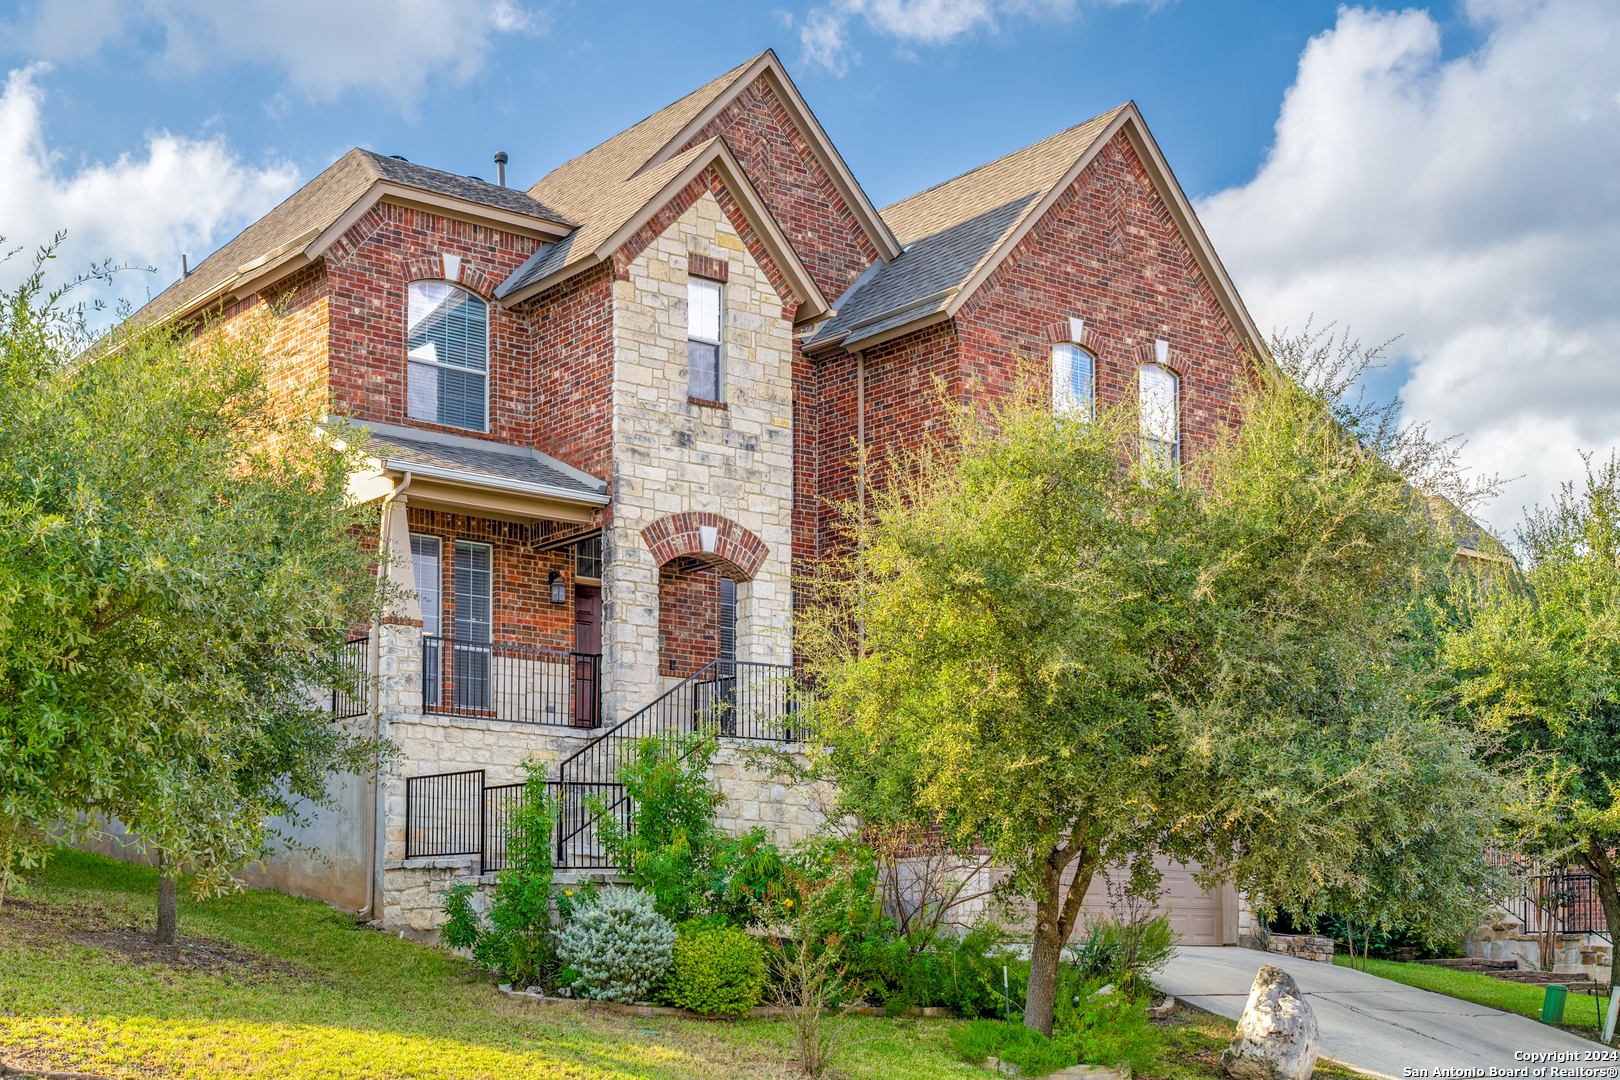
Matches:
[573,586,601,727]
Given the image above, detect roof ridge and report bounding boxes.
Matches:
[881,104,1130,217]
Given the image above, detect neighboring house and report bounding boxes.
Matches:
[131,50,1263,939]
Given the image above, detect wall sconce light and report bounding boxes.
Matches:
[548,570,566,605]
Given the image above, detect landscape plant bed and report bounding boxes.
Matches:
[500,986,954,1021]
[1331,957,1608,1037]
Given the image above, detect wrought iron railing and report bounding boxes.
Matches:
[422,635,600,728]
[331,634,369,718]
[403,661,799,874]
[1503,866,1610,943]
[553,660,796,868]
[404,769,485,860]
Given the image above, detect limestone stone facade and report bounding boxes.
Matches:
[601,190,795,723]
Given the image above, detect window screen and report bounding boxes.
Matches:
[1052,343,1094,418]
[1139,363,1179,466]
[407,281,488,431]
[410,534,442,637]
[453,542,492,643]
[687,278,722,401]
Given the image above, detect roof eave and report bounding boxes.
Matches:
[636,50,902,263]
[377,458,611,505]
[807,308,954,358]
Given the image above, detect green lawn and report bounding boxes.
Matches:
[1332,956,1607,1033]
[0,849,971,1079]
[0,849,1370,1079]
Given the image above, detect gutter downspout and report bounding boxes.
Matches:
[362,471,412,922]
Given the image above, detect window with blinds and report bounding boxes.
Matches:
[1139,363,1179,467]
[719,576,736,668]
[1052,343,1095,418]
[407,281,488,431]
[687,278,723,401]
[410,534,442,636]
[453,542,492,643]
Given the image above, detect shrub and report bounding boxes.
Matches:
[556,887,676,1003]
[950,1018,1075,1075]
[598,733,784,925]
[1066,912,1175,989]
[434,762,562,990]
[1053,976,1162,1074]
[659,922,766,1016]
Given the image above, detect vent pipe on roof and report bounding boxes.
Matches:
[494,151,508,188]
[181,254,190,278]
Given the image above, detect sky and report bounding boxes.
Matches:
[0,0,1614,536]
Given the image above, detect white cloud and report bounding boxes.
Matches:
[1197,0,1620,534]
[5,0,547,103]
[0,64,299,308]
[800,0,1129,73]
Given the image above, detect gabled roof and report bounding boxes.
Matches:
[496,137,831,323]
[135,149,574,326]
[805,104,1263,356]
[524,50,900,279]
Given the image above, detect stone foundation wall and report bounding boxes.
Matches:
[1467,919,1612,983]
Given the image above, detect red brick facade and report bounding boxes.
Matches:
[185,69,1251,682]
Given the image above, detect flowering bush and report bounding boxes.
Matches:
[556,887,676,1003]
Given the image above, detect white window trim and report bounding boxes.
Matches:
[409,533,443,638]
[407,278,491,434]
[452,539,495,644]
[1051,341,1096,420]
[1137,361,1180,467]
[686,276,725,402]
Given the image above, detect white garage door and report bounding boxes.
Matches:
[1071,857,1228,946]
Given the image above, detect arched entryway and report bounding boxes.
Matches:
[641,513,768,681]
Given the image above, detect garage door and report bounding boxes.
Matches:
[1070,857,1227,946]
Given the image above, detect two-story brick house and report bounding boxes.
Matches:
[135,50,1262,939]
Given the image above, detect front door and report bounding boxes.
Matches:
[573,586,601,727]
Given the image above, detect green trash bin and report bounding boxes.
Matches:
[1542,984,1568,1024]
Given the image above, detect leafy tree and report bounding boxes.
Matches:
[799,335,1509,1035]
[1441,453,1620,941]
[0,240,387,940]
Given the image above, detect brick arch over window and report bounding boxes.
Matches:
[641,512,767,581]
[401,253,498,299]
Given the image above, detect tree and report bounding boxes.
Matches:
[800,335,1509,1035]
[0,240,388,941]
[1440,453,1620,943]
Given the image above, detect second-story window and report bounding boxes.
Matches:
[1052,342,1095,418]
[407,281,488,432]
[687,277,723,402]
[1139,361,1179,467]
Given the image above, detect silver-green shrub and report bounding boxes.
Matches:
[556,887,676,1002]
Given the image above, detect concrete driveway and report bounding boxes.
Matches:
[1157,947,1604,1080]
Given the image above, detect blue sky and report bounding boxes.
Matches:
[1,0,1616,534]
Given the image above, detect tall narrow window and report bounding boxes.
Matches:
[410,534,442,637]
[687,277,723,401]
[1052,343,1095,418]
[407,281,488,431]
[575,535,602,581]
[718,576,737,670]
[453,542,493,643]
[1139,363,1179,466]
[452,541,493,711]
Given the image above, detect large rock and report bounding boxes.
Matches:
[1221,965,1320,1080]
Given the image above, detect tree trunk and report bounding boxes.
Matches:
[1024,841,1095,1037]
[1579,837,1620,962]
[0,818,15,912]
[155,851,177,947]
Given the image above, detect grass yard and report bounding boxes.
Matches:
[0,850,966,1079]
[1332,956,1607,1035]
[0,849,1369,1079]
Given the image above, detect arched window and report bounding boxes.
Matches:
[1051,342,1095,418]
[1138,362,1179,466]
[407,280,488,432]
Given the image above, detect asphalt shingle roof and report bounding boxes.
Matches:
[136,149,572,325]
[362,422,608,502]
[806,107,1126,351]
